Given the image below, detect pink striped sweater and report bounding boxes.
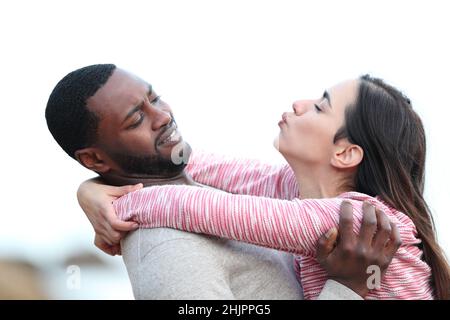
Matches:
[113,151,434,299]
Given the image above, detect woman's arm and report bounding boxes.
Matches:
[186,151,299,199]
[76,150,297,255]
[77,178,142,255]
[113,185,367,257]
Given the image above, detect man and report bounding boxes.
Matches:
[46,64,400,299]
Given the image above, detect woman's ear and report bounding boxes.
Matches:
[74,148,111,173]
[330,140,364,170]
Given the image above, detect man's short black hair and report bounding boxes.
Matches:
[45,64,116,159]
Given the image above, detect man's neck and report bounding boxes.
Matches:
[101,171,201,187]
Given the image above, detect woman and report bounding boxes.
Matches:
[80,75,450,299]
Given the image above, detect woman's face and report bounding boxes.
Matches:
[276,79,359,167]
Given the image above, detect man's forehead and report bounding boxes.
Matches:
[87,68,149,112]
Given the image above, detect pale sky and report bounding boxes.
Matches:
[0,0,449,297]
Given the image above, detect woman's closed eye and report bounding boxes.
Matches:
[314,103,322,112]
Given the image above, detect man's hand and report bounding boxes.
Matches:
[77,178,143,255]
[316,201,402,297]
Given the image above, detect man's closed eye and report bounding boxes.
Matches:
[128,110,145,129]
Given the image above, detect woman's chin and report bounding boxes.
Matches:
[273,135,280,151]
[273,135,286,155]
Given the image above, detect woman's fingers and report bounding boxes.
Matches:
[94,234,120,256]
[103,201,139,232]
[110,220,139,232]
[103,221,123,244]
[78,180,142,251]
[95,232,114,247]
[108,183,143,197]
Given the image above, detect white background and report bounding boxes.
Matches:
[0,0,449,299]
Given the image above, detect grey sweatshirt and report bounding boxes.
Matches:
[121,228,362,300]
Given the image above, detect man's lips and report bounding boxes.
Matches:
[156,124,181,147]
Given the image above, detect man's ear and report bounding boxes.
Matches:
[74,148,111,173]
[330,139,364,170]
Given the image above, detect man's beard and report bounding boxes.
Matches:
[108,143,191,178]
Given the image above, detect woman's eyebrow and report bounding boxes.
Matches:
[323,90,332,108]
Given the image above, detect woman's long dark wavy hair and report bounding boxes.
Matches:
[334,75,450,299]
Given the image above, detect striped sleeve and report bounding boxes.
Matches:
[185,151,299,200]
[113,185,364,257]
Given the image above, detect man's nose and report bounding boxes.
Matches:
[147,104,172,131]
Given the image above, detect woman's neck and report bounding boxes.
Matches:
[289,162,349,199]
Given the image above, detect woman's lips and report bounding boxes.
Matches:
[278,112,288,126]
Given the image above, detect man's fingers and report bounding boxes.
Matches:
[372,208,392,251]
[109,183,143,197]
[338,201,355,244]
[384,221,402,259]
[316,227,338,263]
[358,201,377,246]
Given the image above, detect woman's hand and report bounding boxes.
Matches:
[77,178,143,255]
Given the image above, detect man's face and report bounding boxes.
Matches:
[86,68,190,178]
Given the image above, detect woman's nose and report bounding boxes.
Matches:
[292,100,306,115]
[292,99,315,115]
